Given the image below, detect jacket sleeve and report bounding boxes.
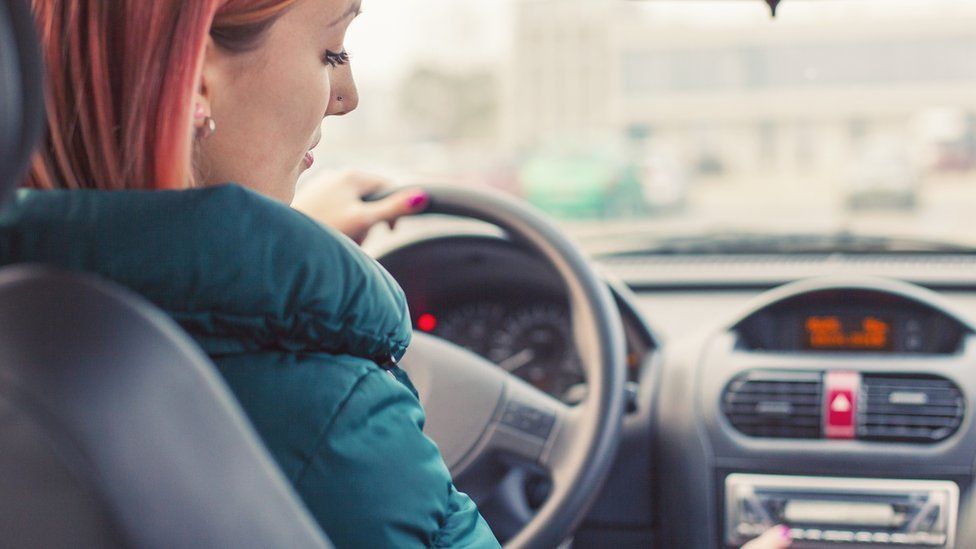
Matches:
[294,367,500,549]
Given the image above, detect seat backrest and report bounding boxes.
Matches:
[0,1,330,547]
[0,267,331,548]
[0,0,43,198]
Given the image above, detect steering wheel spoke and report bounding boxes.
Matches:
[494,379,592,491]
[484,376,572,468]
[400,332,575,473]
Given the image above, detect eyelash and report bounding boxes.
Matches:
[322,50,349,67]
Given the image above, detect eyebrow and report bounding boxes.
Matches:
[328,0,362,28]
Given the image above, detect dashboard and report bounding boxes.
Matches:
[374,232,976,549]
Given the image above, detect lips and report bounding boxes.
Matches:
[302,136,320,170]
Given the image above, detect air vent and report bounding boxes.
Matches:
[723,372,823,439]
[859,375,964,443]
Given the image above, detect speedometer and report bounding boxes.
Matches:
[488,303,584,398]
[434,302,505,357]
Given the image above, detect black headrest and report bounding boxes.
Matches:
[0,0,44,205]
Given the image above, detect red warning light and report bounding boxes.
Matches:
[417,313,437,332]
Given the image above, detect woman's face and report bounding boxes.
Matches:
[194,0,360,203]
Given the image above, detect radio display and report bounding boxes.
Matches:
[783,500,899,527]
[803,315,892,351]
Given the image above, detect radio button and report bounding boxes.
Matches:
[788,528,806,540]
[854,531,874,542]
[915,532,947,545]
[871,532,891,543]
[804,529,822,541]
[890,533,910,544]
[737,523,761,537]
[823,530,855,542]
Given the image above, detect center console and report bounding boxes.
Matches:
[653,278,976,548]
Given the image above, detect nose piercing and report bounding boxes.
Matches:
[336,95,344,102]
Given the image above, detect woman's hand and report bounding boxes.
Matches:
[292,171,429,244]
[742,525,792,549]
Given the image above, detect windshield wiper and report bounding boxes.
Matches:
[594,231,976,257]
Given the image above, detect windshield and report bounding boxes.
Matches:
[306,0,976,253]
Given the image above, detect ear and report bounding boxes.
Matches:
[192,36,220,130]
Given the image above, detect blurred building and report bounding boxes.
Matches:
[504,0,618,150]
[504,0,976,183]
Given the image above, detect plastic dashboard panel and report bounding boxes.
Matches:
[654,276,976,548]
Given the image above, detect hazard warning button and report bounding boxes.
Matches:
[824,371,860,439]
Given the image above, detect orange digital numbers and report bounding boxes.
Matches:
[805,315,890,350]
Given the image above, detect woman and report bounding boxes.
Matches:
[3,0,788,547]
[5,0,491,547]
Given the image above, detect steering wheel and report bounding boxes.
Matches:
[388,185,627,549]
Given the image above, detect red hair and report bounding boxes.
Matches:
[26,0,298,191]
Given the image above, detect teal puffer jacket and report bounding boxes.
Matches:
[0,184,500,549]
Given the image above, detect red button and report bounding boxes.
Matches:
[824,371,860,439]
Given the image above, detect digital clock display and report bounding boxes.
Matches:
[804,315,893,351]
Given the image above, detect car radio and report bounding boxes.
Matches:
[725,474,958,547]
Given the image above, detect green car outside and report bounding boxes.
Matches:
[520,152,647,220]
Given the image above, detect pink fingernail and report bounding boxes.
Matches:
[407,191,428,209]
[779,525,791,539]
